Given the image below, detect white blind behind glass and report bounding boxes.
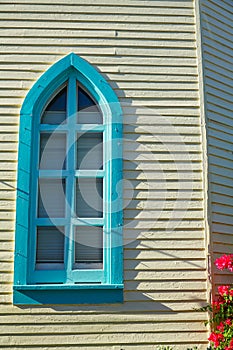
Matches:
[36,226,65,266]
[77,133,103,170]
[74,226,103,268]
[76,178,103,218]
[40,133,66,170]
[38,179,66,218]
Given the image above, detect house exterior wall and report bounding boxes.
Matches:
[0,0,209,348]
[199,0,233,292]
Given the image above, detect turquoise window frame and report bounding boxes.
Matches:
[13,53,123,305]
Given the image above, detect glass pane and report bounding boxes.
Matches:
[76,178,103,218]
[77,133,103,170]
[36,226,64,267]
[74,226,103,269]
[78,86,95,111]
[40,133,66,170]
[41,85,67,124]
[42,111,67,125]
[38,179,66,218]
[77,86,102,124]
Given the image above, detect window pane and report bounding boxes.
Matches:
[78,106,102,124]
[41,86,67,124]
[42,111,67,125]
[78,86,95,111]
[77,133,103,170]
[76,178,103,218]
[40,133,66,170]
[77,86,102,124]
[36,226,64,267]
[38,179,66,218]
[74,226,103,269]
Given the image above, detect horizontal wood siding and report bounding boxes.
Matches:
[200,0,233,292]
[0,0,208,348]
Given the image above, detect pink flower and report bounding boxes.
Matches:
[212,301,221,311]
[230,289,233,296]
[218,285,230,296]
[212,298,225,313]
[225,339,233,350]
[208,332,218,344]
[217,321,225,332]
[215,254,233,271]
[218,334,224,341]
[225,319,232,326]
[208,332,224,347]
[226,339,233,350]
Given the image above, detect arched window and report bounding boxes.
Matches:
[14,53,123,305]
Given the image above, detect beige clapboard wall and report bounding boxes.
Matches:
[200,0,233,293]
[0,0,209,349]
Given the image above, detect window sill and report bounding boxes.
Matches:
[13,284,124,305]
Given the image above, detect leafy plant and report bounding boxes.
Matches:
[200,254,233,350]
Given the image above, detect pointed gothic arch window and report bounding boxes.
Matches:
[13,53,123,305]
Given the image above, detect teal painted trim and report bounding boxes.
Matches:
[30,270,66,284]
[75,170,105,178]
[71,269,104,282]
[76,125,105,132]
[38,170,105,178]
[20,53,120,120]
[14,284,124,290]
[35,218,68,226]
[14,113,33,286]
[39,170,68,178]
[39,125,68,131]
[14,52,123,303]
[111,122,123,285]
[71,218,104,226]
[66,74,77,283]
[13,285,123,305]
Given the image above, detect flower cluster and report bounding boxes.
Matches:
[215,255,233,272]
[205,254,233,350]
[208,315,233,349]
